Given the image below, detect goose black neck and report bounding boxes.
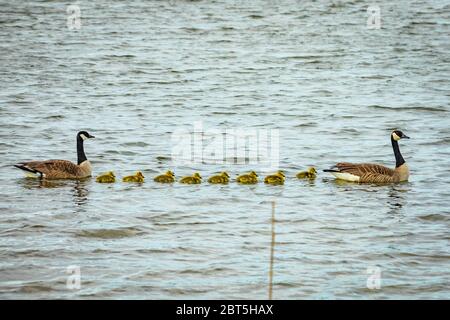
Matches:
[77,136,87,165]
[391,136,405,168]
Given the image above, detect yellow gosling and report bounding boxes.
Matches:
[179,172,202,184]
[296,167,317,179]
[264,170,285,185]
[122,171,145,183]
[154,170,175,183]
[236,171,258,184]
[208,172,230,184]
[96,171,116,183]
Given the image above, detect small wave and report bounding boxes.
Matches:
[135,248,170,254]
[120,141,149,147]
[145,80,188,84]
[44,115,65,120]
[179,267,233,275]
[428,138,450,146]
[367,105,448,113]
[418,213,449,222]
[156,156,171,161]
[179,27,205,33]
[75,227,142,239]
[105,150,138,156]
[248,14,264,19]
[211,111,236,115]
[276,281,302,288]
[410,21,438,26]
[293,122,317,128]
[163,288,210,296]
[103,54,136,59]
[20,284,53,293]
[360,75,393,80]
[304,59,322,64]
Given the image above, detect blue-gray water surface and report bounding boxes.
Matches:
[0,0,449,299]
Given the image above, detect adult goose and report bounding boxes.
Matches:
[324,130,410,183]
[14,131,95,179]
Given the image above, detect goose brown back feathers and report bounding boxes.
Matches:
[333,162,397,183]
[15,159,92,179]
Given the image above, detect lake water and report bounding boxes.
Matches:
[0,0,449,299]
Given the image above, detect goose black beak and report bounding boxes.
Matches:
[89,135,95,139]
[403,135,410,139]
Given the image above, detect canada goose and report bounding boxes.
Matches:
[180,172,202,184]
[154,171,175,183]
[296,167,317,179]
[237,171,258,184]
[96,171,116,183]
[122,171,144,183]
[14,131,95,179]
[324,130,410,183]
[208,172,230,184]
[264,171,285,185]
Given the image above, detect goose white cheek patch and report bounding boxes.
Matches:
[392,132,401,141]
[80,134,88,141]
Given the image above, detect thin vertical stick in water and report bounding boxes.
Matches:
[268,201,275,300]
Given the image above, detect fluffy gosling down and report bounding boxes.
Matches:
[296,167,317,179]
[180,173,202,184]
[122,171,145,183]
[237,171,258,184]
[264,171,285,185]
[208,172,230,184]
[96,171,116,183]
[154,171,175,183]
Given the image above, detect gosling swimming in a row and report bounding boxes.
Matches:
[95,169,316,184]
[123,171,145,183]
[179,173,202,184]
[96,171,145,183]
[264,171,285,185]
[14,130,410,184]
[236,171,259,184]
[296,167,317,179]
[208,172,230,184]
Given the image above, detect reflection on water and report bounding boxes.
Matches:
[268,201,276,300]
[386,184,411,215]
[72,180,90,207]
[19,177,91,207]
[19,178,67,189]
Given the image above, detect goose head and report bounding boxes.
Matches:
[107,171,115,177]
[78,131,95,141]
[193,172,202,179]
[276,170,285,177]
[166,171,175,177]
[308,167,317,174]
[249,171,258,177]
[392,130,410,141]
[136,171,144,178]
[221,172,230,178]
